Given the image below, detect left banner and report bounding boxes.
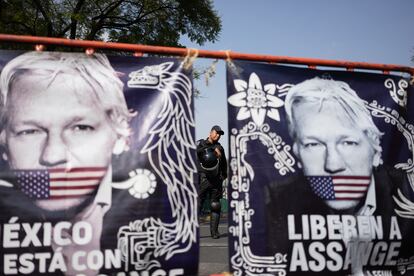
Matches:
[0,50,198,276]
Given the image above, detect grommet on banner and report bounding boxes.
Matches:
[133,52,143,57]
[35,44,45,51]
[85,48,95,55]
[182,48,199,70]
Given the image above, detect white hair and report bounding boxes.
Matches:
[284,77,383,159]
[0,51,135,138]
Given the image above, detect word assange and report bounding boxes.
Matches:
[286,214,403,272]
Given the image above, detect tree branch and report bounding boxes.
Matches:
[32,0,54,36]
[69,0,86,39]
[57,25,72,38]
[87,0,125,40]
[136,4,175,22]
[92,3,175,37]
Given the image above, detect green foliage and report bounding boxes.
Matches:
[191,59,218,98]
[0,0,221,47]
[0,0,221,97]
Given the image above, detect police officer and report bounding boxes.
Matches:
[196,125,227,239]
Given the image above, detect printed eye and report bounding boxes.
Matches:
[304,142,321,148]
[16,129,41,136]
[342,140,358,146]
[73,125,95,132]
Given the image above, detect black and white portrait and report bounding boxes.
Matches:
[0,51,199,276]
[266,77,413,275]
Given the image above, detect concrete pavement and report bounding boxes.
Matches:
[198,215,230,276]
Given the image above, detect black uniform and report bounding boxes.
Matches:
[196,138,227,238]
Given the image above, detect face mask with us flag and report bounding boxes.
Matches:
[0,167,106,200]
[306,175,371,200]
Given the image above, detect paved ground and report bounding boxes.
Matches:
[198,215,230,276]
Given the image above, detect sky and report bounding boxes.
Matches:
[180,0,414,152]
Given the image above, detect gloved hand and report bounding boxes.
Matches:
[214,147,222,158]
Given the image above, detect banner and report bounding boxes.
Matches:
[0,50,198,276]
[227,61,414,275]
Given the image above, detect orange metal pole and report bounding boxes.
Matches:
[0,34,413,75]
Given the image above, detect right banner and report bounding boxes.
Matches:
[226,61,414,275]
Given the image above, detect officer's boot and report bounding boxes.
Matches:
[210,201,221,239]
[210,211,220,239]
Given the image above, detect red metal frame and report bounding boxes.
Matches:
[0,33,413,75]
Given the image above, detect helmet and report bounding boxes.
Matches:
[199,147,219,175]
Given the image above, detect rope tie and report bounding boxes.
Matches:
[182,48,199,70]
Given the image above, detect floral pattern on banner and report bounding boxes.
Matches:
[228,72,284,126]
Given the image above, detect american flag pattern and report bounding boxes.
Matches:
[11,167,107,200]
[307,175,371,200]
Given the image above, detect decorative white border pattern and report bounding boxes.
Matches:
[367,100,414,172]
[117,62,198,270]
[229,122,295,276]
[366,100,414,221]
[384,78,408,108]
